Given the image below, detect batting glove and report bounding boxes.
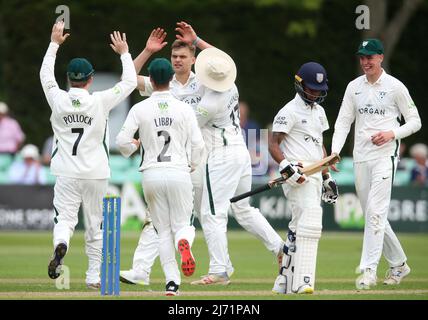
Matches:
[279,159,307,187]
[322,173,339,204]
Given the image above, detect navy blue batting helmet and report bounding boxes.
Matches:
[295,62,328,105]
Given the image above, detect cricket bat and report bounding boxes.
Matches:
[230,153,340,203]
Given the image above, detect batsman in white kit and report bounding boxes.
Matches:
[120,22,285,286]
[331,39,421,289]
[269,62,338,294]
[116,58,205,296]
[40,22,137,288]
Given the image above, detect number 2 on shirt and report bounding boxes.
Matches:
[157,130,171,162]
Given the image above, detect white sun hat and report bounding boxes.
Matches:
[195,47,237,92]
[21,144,40,160]
[0,101,8,114]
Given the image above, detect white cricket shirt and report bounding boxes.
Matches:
[139,72,204,110]
[194,85,245,152]
[272,94,329,162]
[40,42,137,179]
[116,91,204,172]
[332,70,421,162]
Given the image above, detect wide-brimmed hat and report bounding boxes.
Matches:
[195,47,236,92]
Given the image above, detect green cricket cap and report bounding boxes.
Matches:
[356,39,384,56]
[67,58,94,82]
[148,58,174,85]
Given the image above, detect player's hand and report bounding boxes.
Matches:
[279,160,307,187]
[110,31,129,55]
[175,21,197,45]
[322,173,339,204]
[371,131,395,146]
[132,139,140,148]
[145,28,168,54]
[51,21,70,45]
[330,163,340,172]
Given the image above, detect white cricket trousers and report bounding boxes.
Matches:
[130,221,159,275]
[354,156,407,272]
[200,145,283,275]
[52,176,107,284]
[141,168,195,285]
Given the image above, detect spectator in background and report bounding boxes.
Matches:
[240,101,262,170]
[0,102,25,155]
[8,144,46,185]
[41,135,54,166]
[409,143,428,187]
[239,101,261,143]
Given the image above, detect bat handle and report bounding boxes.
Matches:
[230,184,271,203]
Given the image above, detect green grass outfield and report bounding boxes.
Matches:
[0,231,427,300]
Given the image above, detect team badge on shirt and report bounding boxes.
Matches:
[72,99,81,109]
[158,102,169,112]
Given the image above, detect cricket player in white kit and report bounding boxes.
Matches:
[332,39,421,289]
[41,22,137,287]
[269,62,338,294]
[116,58,205,296]
[120,26,205,285]
[190,47,284,285]
[120,22,285,286]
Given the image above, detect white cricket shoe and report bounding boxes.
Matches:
[272,274,287,294]
[384,263,411,285]
[190,273,230,285]
[119,269,150,286]
[356,268,377,290]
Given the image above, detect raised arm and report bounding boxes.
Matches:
[134,28,168,92]
[40,21,70,109]
[97,31,137,112]
[175,21,213,50]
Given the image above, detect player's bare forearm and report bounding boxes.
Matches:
[269,132,286,164]
[196,38,214,50]
[322,145,329,174]
[134,49,153,74]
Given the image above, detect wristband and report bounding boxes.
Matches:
[279,159,290,170]
[192,36,200,46]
